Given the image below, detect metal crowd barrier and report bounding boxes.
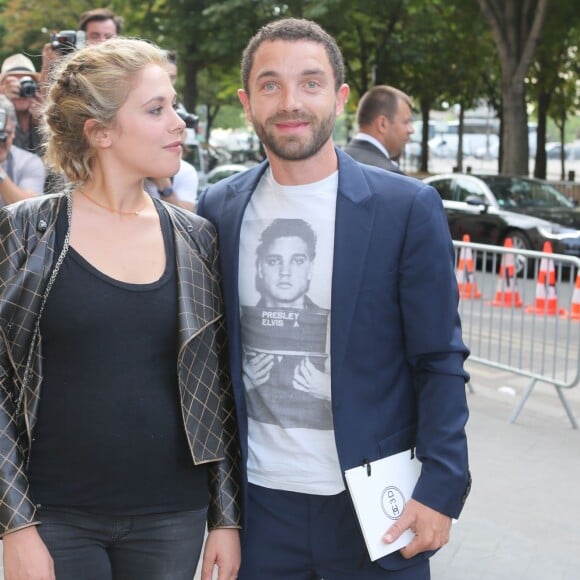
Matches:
[453,239,580,429]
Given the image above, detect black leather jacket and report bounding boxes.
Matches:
[0,193,241,535]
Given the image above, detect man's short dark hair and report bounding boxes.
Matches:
[256,219,317,263]
[78,8,123,34]
[356,85,413,127]
[241,18,345,94]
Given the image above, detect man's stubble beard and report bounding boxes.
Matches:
[252,110,336,161]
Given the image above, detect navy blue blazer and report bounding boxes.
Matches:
[343,137,404,174]
[197,149,471,570]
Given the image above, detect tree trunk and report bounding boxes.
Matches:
[558,118,566,181]
[501,81,529,175]
[205,104,220,144]
[182,57,199,113]
[456,104,464,173]
[420,97,431,173]
[533,91,550,179]
[497,106,503,173]
[477,0,549,176]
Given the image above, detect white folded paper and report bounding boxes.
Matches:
[344,449,421,561]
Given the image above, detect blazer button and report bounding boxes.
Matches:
[37,220,48,232]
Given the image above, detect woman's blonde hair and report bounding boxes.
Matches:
[42,37,168,185]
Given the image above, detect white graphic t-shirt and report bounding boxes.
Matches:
[239,168,344,495]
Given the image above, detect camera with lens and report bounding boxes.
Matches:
[50,30,86,55]
[19,76,40,98]
[177,109,199,130]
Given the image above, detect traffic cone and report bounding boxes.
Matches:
[456,234,482,299]
[526,241,566,316]
[567,270,580,321]
[491,238,523,307]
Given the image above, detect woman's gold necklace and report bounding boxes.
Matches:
[77,189,149,216]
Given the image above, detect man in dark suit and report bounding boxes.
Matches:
[197,18,470,580]
[344,85,415,174]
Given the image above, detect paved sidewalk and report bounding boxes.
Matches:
[430,361,580,580]
[2,361,579,579]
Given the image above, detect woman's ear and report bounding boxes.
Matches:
[84,118,111,148]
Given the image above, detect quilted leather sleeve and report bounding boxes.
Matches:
[0,355,37,535]
[206,229,241,529]
[207,314,242,529]
[0,209,38,534]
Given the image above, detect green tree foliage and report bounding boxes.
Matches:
[325,0,494,172]
[528,0,580,179]
[1,0,574,179]
[1,0,76,68]
[397,0,493,172]
[549,60,580,180]
[0,0,129,68]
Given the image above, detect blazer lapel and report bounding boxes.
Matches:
[331,151,375,394]
[217,164,269,385]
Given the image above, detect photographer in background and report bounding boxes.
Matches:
[78,8,123,44]
[40,8,124,88]
[0,53,44,157]
[0,94,45,207]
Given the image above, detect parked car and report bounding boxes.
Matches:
[205,163,250,185]
[544,140,580,161]
[546,141,565,159]
[565,140,580,161]
[423,173,580,260]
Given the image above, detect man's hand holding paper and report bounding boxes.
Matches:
[383,498,452,559]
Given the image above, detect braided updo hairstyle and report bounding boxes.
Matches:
[42,37,168,185]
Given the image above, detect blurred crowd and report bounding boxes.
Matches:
[0,8,199,212]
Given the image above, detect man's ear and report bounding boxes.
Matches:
[84,118,111,148]
[238,89,253,125]
[335,83,349,116]
[376,114,390,136]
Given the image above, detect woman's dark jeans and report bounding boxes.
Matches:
[36,506,207,580]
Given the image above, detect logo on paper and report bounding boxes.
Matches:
[381,486,406,520]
